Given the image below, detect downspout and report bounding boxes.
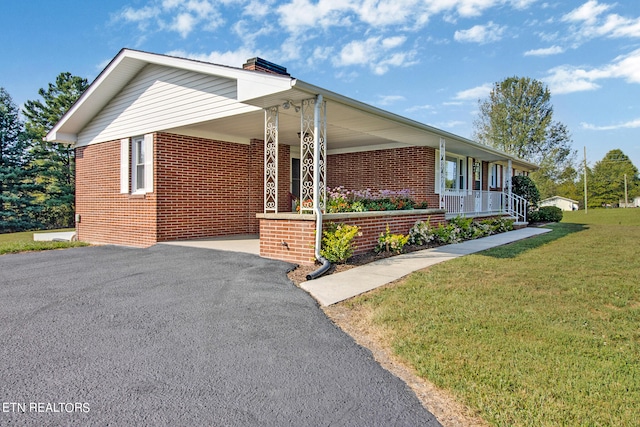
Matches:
[306,94,331,281]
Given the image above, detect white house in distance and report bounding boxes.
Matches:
[539,196,579,211]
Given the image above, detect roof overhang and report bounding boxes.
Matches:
[46,48,537,171]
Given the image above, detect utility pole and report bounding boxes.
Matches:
[624,173,628,208]
[583,146,588,214]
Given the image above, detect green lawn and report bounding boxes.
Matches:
[0,229,88,255]
[343,208,640,426]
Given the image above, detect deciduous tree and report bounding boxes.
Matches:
[588,149,639,208]
[473,76,576,199]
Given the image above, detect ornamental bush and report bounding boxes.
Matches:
[325,187,421,213]
[408,220,437,245]
[408,217,514,246]
[375,225,409,254]
[529,206,563,223]
[320,222,360,263]
[512,175,541,209]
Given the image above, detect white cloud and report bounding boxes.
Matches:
[524,45,564,56]
[405,104,434,112]
[581,118,640,130]
[165,48,259,68]
[333,36,416,74]
[544,48,640,94]
[115,0,223,37]
[243,0,271,17]
[562,0,640,41]
[377,95,406,106]
[119,5,160,22]
[171,13,197,37]
[544,66,601,94]
[454,83,493,100]
[454,21,506,44]
[277,0,353,33]
[357,0,429,27]
[562,0,611,25]
[438,120,467,128]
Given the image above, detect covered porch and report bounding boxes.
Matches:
[166,82,533,264]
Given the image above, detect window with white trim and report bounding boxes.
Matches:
[490,163,502,188]
[120,134,153,194]
[435,150,467,193]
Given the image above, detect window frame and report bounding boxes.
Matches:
[120,134,153,195]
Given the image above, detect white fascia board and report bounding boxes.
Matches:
[45,48,292,145]
[45,131,77,145]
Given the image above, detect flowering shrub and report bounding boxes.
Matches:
[408,217,514,246]
[408,219,437,245]
[320,223,361,263]
[375,224,409,254]
[326,187,426,213]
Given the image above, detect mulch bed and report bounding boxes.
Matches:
[287,243,440,285]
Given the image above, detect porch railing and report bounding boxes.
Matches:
[443,190,528,223]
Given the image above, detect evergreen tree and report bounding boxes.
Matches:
[0,88,40,232]
[23,72,88,228]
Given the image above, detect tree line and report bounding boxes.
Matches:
[2,72,638,234]
[474,76,639,209]
[1,73,88,233]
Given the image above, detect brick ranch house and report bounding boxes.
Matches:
[46,49,536,266]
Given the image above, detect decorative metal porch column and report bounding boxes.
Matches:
[439,138,446,210]
[299,96,327,213]
[264,106,279,213]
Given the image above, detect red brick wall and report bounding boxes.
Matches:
[327,146,438,208]
[155,133,253,241]
[75,140,158,246]
[75,133,291,247]
[330,212,446,255]
[259,210,446,265]
[259,217,317,265]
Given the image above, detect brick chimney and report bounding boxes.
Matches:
[242,57,290,76]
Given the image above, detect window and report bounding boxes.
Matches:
[291,158,301,200]
[444,157,458,190]
[473,160,481,191]
[133,136,145,191]
[435,150,467,193]
[490,163,502,188]
[120,134,153,194]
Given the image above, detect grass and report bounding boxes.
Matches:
[343,208,640,426]
[0,229,88,255]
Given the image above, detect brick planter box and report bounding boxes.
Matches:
[258,209,446,265]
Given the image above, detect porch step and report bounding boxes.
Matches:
[513,221,528,229]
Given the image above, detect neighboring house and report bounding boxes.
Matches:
[46,49,536,265]
[619,196,640,208]
[540,196,579,211]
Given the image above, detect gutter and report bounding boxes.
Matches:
[290,79,539,171]
[306,94,331,281]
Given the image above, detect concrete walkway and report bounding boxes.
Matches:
[160,234,260,255]
[301,227,552,306]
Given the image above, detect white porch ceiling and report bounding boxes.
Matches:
[166,87,526,166]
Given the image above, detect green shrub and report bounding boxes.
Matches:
[320,223,360,263]
[375,225,409,254]
[408,220,437,245]
[529,206,563,223]
[512,175,541,209]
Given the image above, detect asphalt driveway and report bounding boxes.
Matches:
[0,245,440,426]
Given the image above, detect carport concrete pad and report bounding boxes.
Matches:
[0,245,440,426]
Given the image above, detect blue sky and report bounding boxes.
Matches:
[2,0,639,169]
